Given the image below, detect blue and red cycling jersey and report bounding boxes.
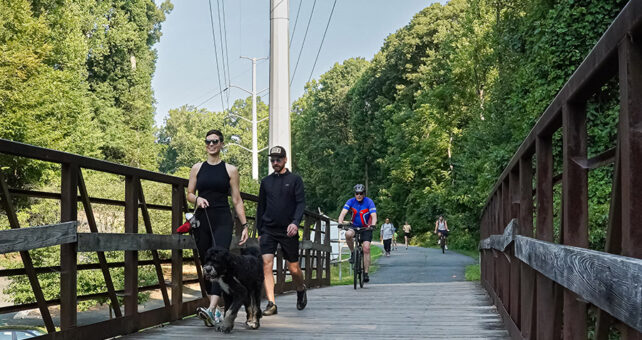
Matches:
[343,197,377,227]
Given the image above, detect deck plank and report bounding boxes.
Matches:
[123,281,509,339]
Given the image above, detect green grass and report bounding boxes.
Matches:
[331,246,383,286]
[465,264,481,281]
[452,248,480,261]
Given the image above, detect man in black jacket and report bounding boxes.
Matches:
[256,146,307,316]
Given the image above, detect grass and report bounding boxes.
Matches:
[465,264,481,281]
[330,246,383,286]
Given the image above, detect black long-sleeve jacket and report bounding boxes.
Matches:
[255,170,305,236]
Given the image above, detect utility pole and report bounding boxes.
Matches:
[269,0,290,172]
[229,57,268,180]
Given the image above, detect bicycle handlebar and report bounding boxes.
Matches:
[337,223,373,231]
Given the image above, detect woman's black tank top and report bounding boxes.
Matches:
[195,161,230,208]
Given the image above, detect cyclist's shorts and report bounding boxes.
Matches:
[260,231,299,263]
[438,230,449,237]
[404,232,412,238]
[352,229,373,243]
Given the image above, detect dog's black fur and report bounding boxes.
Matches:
[202,246,264,333]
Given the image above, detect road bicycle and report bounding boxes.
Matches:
[439,232,447,253]
[339,223,372,289]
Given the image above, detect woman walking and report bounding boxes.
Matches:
[187,129,249,327]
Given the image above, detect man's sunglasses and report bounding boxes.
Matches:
[354,192,365,196]
[204,139,221,145]
[270,157,284,163]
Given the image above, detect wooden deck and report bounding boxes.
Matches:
[123,281,509,339]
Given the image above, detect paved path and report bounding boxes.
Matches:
[124,246,509,339]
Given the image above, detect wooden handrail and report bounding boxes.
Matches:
[480,219,642,333]
[479,1,642,338]
[0,137,333,339]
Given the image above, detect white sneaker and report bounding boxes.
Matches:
[445,245,448,250]
[214,307,223,323]
[437,239,441,245]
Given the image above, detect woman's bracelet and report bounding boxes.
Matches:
[241,222,248,228]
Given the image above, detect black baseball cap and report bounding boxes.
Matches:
[269,146,287,157]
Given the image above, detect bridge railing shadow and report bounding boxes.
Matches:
[478,0,642,338]
[0,139,331,339]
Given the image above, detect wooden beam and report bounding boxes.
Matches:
[137,179,171,309]
[535,133,561,340]
[60,163,79,331]
[0,173,56,333]
[300,240,332,252]
[618,30,642,340]
[0,221,77,254]
[77,169,122,318]
[562,101,589,340]
[77,233,196,252]
[514,236,642,333]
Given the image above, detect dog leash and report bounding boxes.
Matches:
[190,204,217,247]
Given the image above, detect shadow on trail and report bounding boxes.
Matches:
[371,244,476,284]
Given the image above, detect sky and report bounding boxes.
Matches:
[151,0,446,127]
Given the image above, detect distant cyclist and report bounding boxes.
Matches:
[337,184,377,283]
[434,215,449,250]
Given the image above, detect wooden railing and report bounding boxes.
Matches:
[0,138,331,339]
[479,1,642,339]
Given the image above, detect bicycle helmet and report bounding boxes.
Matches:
[353,184,365,193]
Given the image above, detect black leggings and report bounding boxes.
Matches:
[194,206,233,296]
[383,239,392,253]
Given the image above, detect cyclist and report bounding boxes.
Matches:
[337,184,377,283]
[434,215,449,250]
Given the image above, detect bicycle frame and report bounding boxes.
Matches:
[339,224,372,289]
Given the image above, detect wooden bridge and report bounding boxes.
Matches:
[0,0,641,339]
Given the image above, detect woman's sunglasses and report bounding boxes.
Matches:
[204,139,221,145]
[355,192,365,196]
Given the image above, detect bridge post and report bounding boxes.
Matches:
[536,133,562,340]
[519,155,536,339]
[171,184,184,321]
[509,169,520,327]
[124,175,140,331]
[618,35,642,340]
[60,163,79,331]
[562,101,589,340]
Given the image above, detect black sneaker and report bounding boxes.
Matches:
[296,286,307,310]
[364,273,370,283]
[348,254,354,264]
[263,301,277,316]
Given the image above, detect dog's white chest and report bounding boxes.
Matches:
[215,277,231,294]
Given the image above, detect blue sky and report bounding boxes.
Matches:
[152,0,445,127]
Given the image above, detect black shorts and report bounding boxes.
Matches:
[260,232,300,263]
[437,230,449,237]
[404,232,411,238]
[352,229,373,243]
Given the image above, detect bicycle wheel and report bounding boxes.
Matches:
[359,250,364,288]
[441,236,445,253]
[353,248,360,290]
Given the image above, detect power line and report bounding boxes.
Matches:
[207,0,226,112]
[289,0,302,48]
[290,0,317,85]
[308,0,337,83]
[216,0,230,110]
[195,87,229,108]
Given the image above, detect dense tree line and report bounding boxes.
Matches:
[0,0,173,308]
[293,0,626,249]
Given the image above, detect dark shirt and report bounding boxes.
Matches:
[256,170,305,236]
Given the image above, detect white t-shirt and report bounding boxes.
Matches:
[381,223,395,240]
